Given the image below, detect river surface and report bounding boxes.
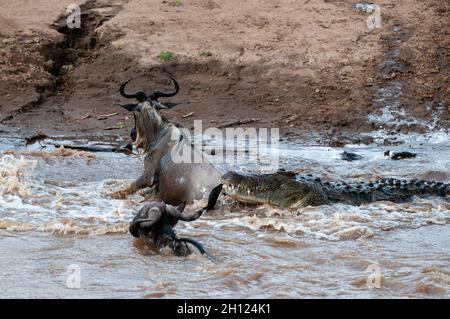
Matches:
[0,131,449,298]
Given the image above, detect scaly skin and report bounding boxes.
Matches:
[222,172,329,208]
[221,171,450,208]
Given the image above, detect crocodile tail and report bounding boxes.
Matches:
[323,178,449,206]
[371,178,449,197]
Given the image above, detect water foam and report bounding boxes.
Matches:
[0,155,37,198]
[204,198,450,241]
[0,154,140,235]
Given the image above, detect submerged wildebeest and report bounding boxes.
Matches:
[130,184,222,256]
[114,76,222,205]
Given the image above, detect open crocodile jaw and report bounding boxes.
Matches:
[221,171,334,208]
[222,183,268,205]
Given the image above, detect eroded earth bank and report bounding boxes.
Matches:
[0,0,448,143]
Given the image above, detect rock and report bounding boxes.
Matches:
[390,152,417,160]
[355,3,377,12]
[341,151,363,161]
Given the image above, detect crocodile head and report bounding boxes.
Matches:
[221,171,329,208]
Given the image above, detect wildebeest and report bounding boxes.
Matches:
[114,76,222,205]
[129,184,222,256]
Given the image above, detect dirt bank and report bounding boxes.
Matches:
[0,0,448,144]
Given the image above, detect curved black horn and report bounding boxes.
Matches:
[120,78,148,101]
[150,77,180,100]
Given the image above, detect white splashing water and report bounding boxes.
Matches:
[0,154,141,235]
[0,155,37,198]
[196,198,450,241]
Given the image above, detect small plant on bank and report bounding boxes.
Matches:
[175,0,182,7]
[157,51,174,62]
[199,51,212,58]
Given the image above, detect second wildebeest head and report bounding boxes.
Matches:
[129,184,223,256]
[119,77,180,150]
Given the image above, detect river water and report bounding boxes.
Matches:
[0,131,449,298]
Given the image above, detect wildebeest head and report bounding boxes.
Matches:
[128,201,187,238]
[119,77,180,150]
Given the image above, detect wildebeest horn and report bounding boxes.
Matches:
[164,185,222,221]
[165,202,206,222]
[165,202,186,218]
[206,184,223,210]
[149,77,180,100]
[120,78,148,101]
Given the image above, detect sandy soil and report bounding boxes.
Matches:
[0,0,448,144]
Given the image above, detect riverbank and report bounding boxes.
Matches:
[0,0,448,145]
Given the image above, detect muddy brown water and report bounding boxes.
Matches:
[0,132,449,298]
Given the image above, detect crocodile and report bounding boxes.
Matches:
[221,171,449,208]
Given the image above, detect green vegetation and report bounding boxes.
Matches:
[175,0,182,7]
[157,51,174,61]
[199,51,212,57]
